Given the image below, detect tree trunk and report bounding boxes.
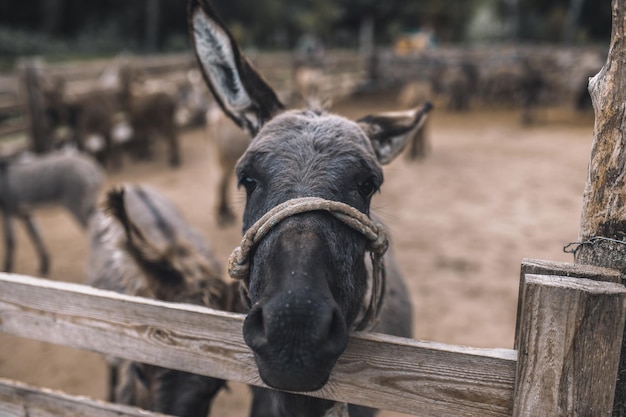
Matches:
[359,16,374,59]
[504,0,520,42]
[561,0,585,44]
[145,0,160,53]
[575,1,626,415]
[41,0,63,36]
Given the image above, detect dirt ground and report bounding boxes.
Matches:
[0,93,595,416]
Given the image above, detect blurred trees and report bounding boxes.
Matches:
[514,0,611,43]
[0,0,189,57]
[0,0,612,58]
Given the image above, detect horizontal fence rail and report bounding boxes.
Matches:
[0,378,170,417]
[0,273,517,417]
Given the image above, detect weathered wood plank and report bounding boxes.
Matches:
[0,76,19,93]
[41,53,195,81]
[337,334,516,416]
[515,258,622,348]
[0,378,170,417]
[0,123,26,139]
[0,98,21,114]
[513,274,626,417]
[0,273,517,417]
[520,258,622,283]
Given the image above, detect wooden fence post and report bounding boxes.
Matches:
[514,258,622,350]
[513,274,626,416]
[18,59,52,154]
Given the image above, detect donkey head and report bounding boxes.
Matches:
[189,0,431,392]
[106,185,239,307]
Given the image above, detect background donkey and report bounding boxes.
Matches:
[0,149,103,275]
[41,74,128,169]
[189,0,430,415]
[205,104,250,227]
[397,80,433,161]
[87,183,240,416]
[117,65,182,167]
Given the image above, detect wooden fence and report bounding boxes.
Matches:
[0,257,624,417]
[0,51,366,150]
[0,44,604,155]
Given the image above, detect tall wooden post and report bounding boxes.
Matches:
[574,1,626,415]
[19,59,52,154]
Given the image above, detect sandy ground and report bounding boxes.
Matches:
[0,93,595,416]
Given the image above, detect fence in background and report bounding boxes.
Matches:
[0,51,366,152]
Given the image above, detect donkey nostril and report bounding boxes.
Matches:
[319,306,348,355]
[329,308,346,338]
[243,305,268,350]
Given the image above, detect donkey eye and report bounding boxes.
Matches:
[358,178,379,198]
[238,176,258,194]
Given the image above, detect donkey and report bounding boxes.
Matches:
[117,65,181,168]
[87,183,240,416]
[0,149,103,275]
[205,104,250,227]
[292,64,325,105]
[189,1,430,415]
[437,62,477,112]
[41,76,127,169]
[397,80,433,161]
[519,59,545,126]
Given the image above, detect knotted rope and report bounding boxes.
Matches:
[227,196,388,331]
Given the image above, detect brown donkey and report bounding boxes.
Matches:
[87,183,240,416]
[189,0,432,415]
[117,65,182,167]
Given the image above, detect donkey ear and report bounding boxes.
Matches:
[188,0,284,136]
[105,186,165,264]
[357,102,433,165]
[105,185,186,295]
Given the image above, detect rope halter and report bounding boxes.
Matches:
[227,196,388,331]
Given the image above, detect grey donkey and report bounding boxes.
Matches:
[0,149,103,275]
[189,0,432,415]
[86,183,241,417]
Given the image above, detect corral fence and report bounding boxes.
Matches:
[0,50,366,154]
[0,53,205,140]
[370,45,604,104]
[0,257,624,417]
[0,44,605,154]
